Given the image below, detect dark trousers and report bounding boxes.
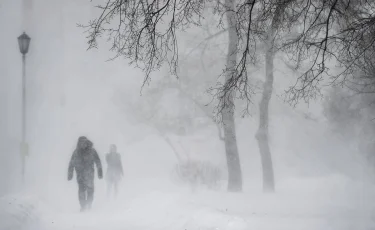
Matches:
[78,180,94,210]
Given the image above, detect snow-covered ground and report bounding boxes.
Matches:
[2,174,375,230]
[2,133,375,230]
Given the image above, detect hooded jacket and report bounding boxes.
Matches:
[68,137,103,183]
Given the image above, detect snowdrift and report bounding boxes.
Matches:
[0,194,46,230]
[0,189,248,230]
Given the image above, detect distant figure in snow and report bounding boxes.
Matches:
[105,144,124,198]
[68,136,103,212]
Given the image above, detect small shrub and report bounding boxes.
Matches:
[170,160,223,190]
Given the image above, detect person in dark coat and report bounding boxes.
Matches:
[105,144,124,198]
[68,136,103,212]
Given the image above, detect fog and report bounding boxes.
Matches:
[1,0,375,229]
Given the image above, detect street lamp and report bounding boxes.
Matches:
[18,32,31,183]
[18,32,31,55]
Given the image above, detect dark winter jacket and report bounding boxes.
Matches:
[68,137,103,183]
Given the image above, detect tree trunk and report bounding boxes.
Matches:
[256,2,288,193]
[256,35,275,192]
[224,0,242,192]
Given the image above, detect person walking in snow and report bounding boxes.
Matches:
[68,136,103,212]
[105,144,124,198]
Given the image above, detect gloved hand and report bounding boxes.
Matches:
[68,171,73,181]
[98,168,103,179]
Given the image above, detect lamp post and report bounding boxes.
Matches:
[18,32,31,183]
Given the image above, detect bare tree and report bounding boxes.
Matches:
[256,0,288,193]
[81,0,266,191]
[80,0,375,195]
[256,0,375,191]
[278,0,375,105]
[254,1,375,192]
[125,100,185,163]
[177,85,226,142]
[182,0,244,191]
[217,0,244,192]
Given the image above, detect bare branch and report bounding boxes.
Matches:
[279,0,375,105]
[82,0,375,109]
[180,28,228,63]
